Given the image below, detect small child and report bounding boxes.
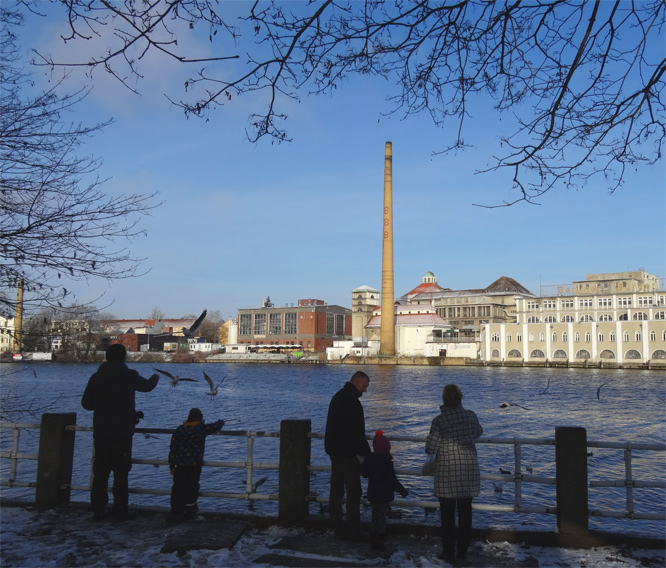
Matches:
[167,408,224,522]
[361,430,409,550]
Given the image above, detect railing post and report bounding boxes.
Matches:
[36,413,76,509]
[278,419,311,522]
[555,426,588,535]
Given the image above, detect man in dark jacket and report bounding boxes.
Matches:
[81,344,159,521]
[324,371,371,540]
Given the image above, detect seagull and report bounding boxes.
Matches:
[154,368,198,388]
[597,383,607,400]
[499,402,530,410]
[182,309,207,338]
[203,372,226,397]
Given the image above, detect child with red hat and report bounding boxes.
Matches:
[360,430,409,551]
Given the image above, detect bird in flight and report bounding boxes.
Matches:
[203,372,226,397]
[182,309,207,338]
[154,368,198,388]
[499,402,530,410]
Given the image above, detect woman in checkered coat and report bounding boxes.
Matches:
[425,384,483,565]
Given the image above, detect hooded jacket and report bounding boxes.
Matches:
[168,419,225,469]
[81,361,158,441]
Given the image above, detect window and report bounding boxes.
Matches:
[506,333,512,342]
[576,349,591,359]
[284,313,297,334]
[553,349,567,358]
[598,332,604,342]
[544,300,556,309]
[507,349,521,357]
[491,333,500,342]
[655,311,666,320]
[618,297,632,306]
[562,299,574,309]
[633,312,648,320]
[529,332,534,342]
[598,297,612,308]
[585,332,591,342]
[580,315,594,322]
[623,331,629,341]
[625,349,641,359]
[253,313,266,335]
[574,332,580,342]
[239,313,252,335]
[552,332,557,342]
[336,314,345,335]
[527,316,540,323]
[650,331,656,341]
[609,331,615,341]
[492,349,500,358]
[516,332,522,342]
[326,313,334,335]
[638,296,653,306]
[635,331,641,341]
[579,298,593,308]
[544,316,556,323]
[562,315,574,323]
[269,313,282,334]
[530,349,545,358]
[527,301,539,310]
[600,349,615,359]
[653,349,666,359]
[598,314,613,321]
[539,332,545,342]
[562,331,568,341]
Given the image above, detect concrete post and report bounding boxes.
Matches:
[36,413,76,509]
[278,419,311,522]
[555,426,588,535]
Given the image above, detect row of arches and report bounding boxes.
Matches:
[491,330,666,343]
[526,311,665,323]
[495,349,666,360]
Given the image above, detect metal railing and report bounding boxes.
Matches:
[1,421,664,525]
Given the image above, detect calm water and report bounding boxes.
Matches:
[1,362,664,537]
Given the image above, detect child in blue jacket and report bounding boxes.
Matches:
[167,408,224,522]
[361,430,409,550]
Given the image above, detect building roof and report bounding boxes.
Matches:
[366,304,453,328]
[353,285,380,293]
[483,276,534,295]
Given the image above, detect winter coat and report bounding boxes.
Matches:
[425,405,483,499]
[361,452,408,504]
[81,361,158,441]
[169,419,225,469]
[324,382,371,458]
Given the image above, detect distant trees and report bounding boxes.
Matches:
[0,6,159,316]
[35,0,665,204]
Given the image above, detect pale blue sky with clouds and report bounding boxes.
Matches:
[18,2,666,320]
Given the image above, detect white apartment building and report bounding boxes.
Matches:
[480,271,666,365]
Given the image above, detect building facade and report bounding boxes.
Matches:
[0,316,15,353]
[351,285,380,339]
[237,298,351,352]
[480,271,666,365]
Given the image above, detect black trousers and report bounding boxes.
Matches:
[329,455,363,533]
[91,437,133,516]
[439,497,473,559]
[171,465,202,514]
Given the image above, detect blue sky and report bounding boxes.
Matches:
[18,3,666,320]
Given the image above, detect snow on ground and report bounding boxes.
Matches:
[1,506,664,568]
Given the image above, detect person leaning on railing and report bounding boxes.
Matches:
[425,383,483,566]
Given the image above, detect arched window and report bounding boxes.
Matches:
[575,349,591,359]
[600,349,615,359]
[609,331,615,341]
[633,312,648,321]
[623,331,629,342]
[529,332,534,342]
[650,331,656,341]
[652,349,666,359]
[491,333,500,342]
[585,332,591,342]
[506,333,512,342]
[530,349,545,358]
[492,349,500,358]
[507,349,522,358]
[619,313,628,321]
[516,332,522,342]
[635,331,641,341]
[580,314,594,322]
[552,332,557,342]
[561,315,574,322]
[553,349,567,358]
[562,331,568,342]
[527,316,540,323]
[625,349,641,359]
[539,332,545,342]
[598,332,604,342]
[574,332,580,342]
[544,316,556,323]
[598,314,613,322]
[655,311,666,320]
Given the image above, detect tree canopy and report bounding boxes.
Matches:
[32,0,666,204]
[0,6,160,315]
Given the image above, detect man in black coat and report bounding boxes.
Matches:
[81,344,159,521]
[324,371,371,540]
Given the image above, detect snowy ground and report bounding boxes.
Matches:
[1,505,664,568]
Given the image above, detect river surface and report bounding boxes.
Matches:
[1,362,664,537]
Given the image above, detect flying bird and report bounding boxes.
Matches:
[154,368,198,388]
[499,402,530,410]
[182,309,207,338]
[203,372,226,397]
[597,383,607,400]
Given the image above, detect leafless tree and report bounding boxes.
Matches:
[0,6,160,316]
[32,0,665,204]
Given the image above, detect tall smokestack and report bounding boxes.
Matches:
[380,142,395,356]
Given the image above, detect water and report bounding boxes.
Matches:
[1,362,664,537]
